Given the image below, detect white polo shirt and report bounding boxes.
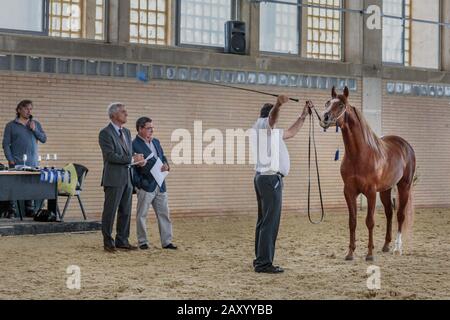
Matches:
[252,117,290,177]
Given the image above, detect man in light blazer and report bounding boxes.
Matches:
[98,102,144,253]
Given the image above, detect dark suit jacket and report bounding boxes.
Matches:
[98,123,133,187]
[132,136,168,193]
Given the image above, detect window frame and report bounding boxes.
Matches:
[0,0,49,36]
[258,0,302,56]
[301,0,345,62]
[129,0,170,45]
[258,0,344,62]
[382,0,441,69]
[94,0,107,41]
[175,0,237,51]
[48,0,85,38]
[382,0,408,67]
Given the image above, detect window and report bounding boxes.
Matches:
[95,0,105,40]
[178,0,232,47]
[130,0,169,45]
[306,0,342,60]
[49,0,83,38]
[403,0,411,66]
[409,0,439,69]
[0,0,46,33]
[383,0,439,69]
[259,0,342,59]
[260,0,298,54]
[382,0,405,64]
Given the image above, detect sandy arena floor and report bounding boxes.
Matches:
[0,208,449,300]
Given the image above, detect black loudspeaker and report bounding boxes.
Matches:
[225,21,246,54]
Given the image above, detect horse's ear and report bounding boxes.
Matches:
[343,86,349,98]
[331,86,337,98]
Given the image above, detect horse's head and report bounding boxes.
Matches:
[320,86,349,129]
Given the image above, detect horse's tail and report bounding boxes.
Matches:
[401,185,415,241]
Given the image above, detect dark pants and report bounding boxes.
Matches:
[8,200,34,217]
[0,201,13,218]
[253,173,283,271]
[0,200,55,218]
[101,184,133,248]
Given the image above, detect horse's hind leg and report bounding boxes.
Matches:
[365,190,377,261]
[394,182,412,255]
[380,189,393,253]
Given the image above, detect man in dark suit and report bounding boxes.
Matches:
[132,117,176,250]
[98,102,144,253]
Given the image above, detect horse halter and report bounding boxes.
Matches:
[334,104,348,122]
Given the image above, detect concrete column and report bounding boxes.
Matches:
[344,0,364,64]
[118,0,130,43]
[85,0,96,40]
[169,0,177,46]
[240,0,259,57]
[362,0,382,76]
[300,2,308,58]
[108,0,130,43]
[362,78,382,135]
[361,0,383,139]
[442,0,450,71]
[107,0,118,43]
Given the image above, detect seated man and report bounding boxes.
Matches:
[132,117,177,250]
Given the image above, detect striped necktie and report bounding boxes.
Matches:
[118,128,127,149]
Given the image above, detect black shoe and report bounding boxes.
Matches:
[104,246,117,253]
[163,243,177,250]
[139,244,149,250]
[116,244,138,251]
[7,210,17,219]
[255,265,284,274]
[25,210,35,218]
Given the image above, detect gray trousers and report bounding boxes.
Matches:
[136,187,173,247]
[102,184,133,248]
[253,173,283,271]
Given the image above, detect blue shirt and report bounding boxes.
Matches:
[2,118,47,167]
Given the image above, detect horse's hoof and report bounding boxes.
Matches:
[345,255,354,261]
[366,255,375,262]
[382,245,390,253]
[393,249,402,256]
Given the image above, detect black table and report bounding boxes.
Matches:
[0,171,59,220]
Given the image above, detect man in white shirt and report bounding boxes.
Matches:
[252,95,311,273]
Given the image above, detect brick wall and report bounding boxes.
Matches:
[382,81,450,207]
[5,72,423,219]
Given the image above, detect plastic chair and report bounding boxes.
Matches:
[58,164,89,221]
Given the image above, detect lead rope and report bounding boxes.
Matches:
[307,109,325,224]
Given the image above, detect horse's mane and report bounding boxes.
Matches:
[350,106,386,158]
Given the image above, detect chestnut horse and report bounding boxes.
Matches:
[319,86,416,261]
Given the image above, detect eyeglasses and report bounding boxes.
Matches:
[142,126,154,131]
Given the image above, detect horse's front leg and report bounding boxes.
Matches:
[365,191,377,261]
[344,187,358,261]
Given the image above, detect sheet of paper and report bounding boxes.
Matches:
[129,152,154,167]
[150,157,168,187]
